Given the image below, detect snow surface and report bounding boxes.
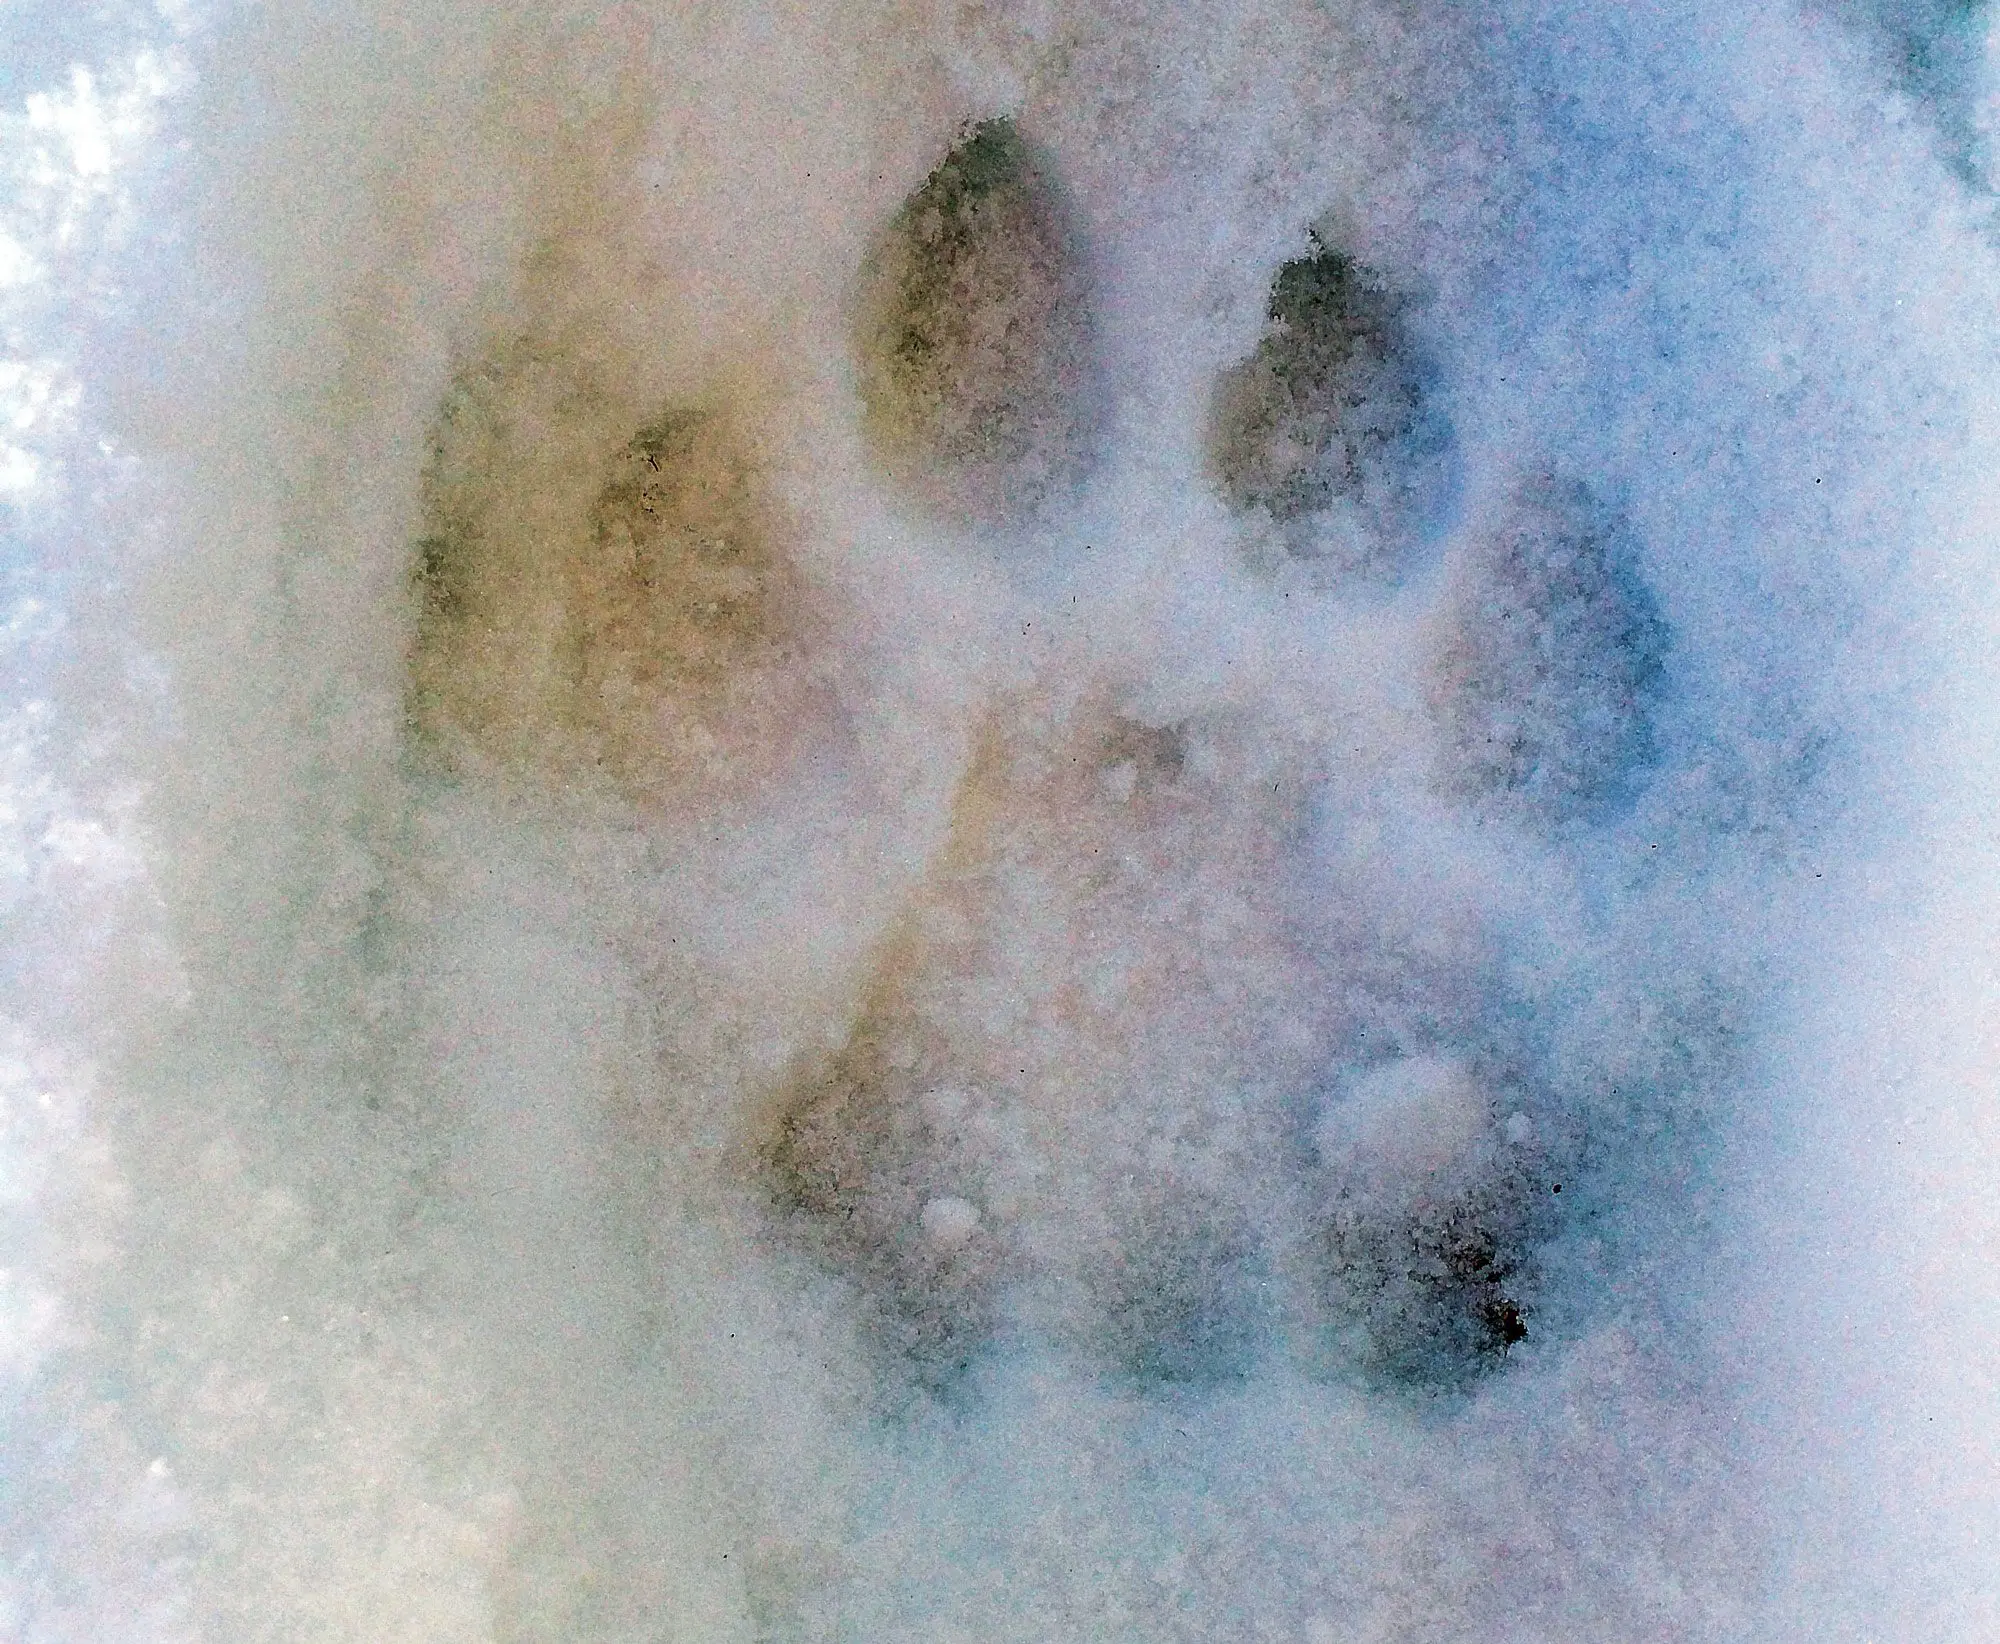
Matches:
[5,0,2000,1638]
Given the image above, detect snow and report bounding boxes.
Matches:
[4,0,2000,1637]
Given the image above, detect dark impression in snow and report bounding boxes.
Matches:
[7,0,2000,1639]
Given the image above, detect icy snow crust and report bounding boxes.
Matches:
[8,0,2000,1638]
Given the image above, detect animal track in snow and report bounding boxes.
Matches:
[760,694,1323,1394]
[1209,237,1454,577]
[1302,1053,1549,1390]
[409,349,831,806]
[851,117,1104,530]
[1427,479,1669,822]
[405,128,1701,1406]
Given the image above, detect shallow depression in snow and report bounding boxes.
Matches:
[7,0,2000,1639]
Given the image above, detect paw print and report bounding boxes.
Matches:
[759,691,1318,1393]
[851,118,1103,530]
[1209,235,1453,576]
[407,114,1697,1402]
[1303,1053,1548,1389]
[1427,477,1668,822]
[409,348,835,806]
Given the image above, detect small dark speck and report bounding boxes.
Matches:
[1551,1183,1562,1194]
